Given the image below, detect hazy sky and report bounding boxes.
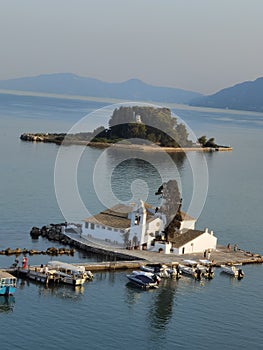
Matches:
[0,0,262,94]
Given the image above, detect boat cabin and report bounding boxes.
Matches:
[0,271,17,296]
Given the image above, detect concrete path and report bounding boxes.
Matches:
[65,233,263,266]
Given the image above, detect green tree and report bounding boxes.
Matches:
[105,106,191,147]
[198,135,207,146]
[205,137,217,147]
[156,180,182,240]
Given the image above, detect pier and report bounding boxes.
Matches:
[2,225,263,275]
[70,240,263,271]
[38,228,263,271]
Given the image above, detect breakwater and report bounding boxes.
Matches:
[0,247,75,257]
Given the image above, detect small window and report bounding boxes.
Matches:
[85,222,89,229]
[114,229,118,232]
[91,223,95,230]
[108,227,112,231]
[102,226,105,229]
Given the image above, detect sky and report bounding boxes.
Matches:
[0,0,262,95]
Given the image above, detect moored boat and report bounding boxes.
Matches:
[126,271,160,289]
[179,260,214,280]
[27,267,59,285]
[220,265,244,279]
[140,264,178,278]
[179,265,198,278]
[0,271,17,295]
[48,261,93,285]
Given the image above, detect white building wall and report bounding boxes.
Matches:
[177,231,217,255]
[149,242,172,254]
[82,222,128,245]
[144,218,165,248]
[180,219,196,230]
[146,218,163,235]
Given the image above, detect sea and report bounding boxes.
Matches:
[0,93,263,350]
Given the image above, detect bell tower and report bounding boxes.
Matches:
[130,200,147,249]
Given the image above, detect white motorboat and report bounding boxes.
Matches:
[221,265,244,279]
[180,260,214,280]
[179,265,198,278]
[140,264,177,278]
[126,271,159,289]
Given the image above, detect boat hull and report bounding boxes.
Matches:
[126,272,159,289]
[179,266,197,278]
[0,286,16,296]
[221,265,244,278]
[0,271,17,295]
[27,270,57,284]
[59,275,86,286]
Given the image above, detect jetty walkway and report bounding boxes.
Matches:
[62,232,263,271]
[2,229,262,275]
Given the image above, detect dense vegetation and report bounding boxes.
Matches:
[23,107,227,149]
[155,180,183,240]
[197,135,218,148]
[93,106,192,147]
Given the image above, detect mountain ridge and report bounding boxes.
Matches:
[0,73,202,104]
[190,77,263,112]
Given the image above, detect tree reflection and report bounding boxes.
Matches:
[147,279,177,330]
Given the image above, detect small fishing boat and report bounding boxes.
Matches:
[0,271,17,295]
[180,260,214,280]
[48,261,93,285]
[179,260,199,278]
[27,268,59,285]
[197,260,215,279]
[179,264,198,278]
[126,271,159,289]
[221,265,244,279]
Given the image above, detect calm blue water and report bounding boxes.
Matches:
[0,94,263,349]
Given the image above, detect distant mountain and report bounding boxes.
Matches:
[0,73,202,104]
[190,77,263,112]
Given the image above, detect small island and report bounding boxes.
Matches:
[20,106,232,152]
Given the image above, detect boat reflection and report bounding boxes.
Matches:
[37,283,85,299]
[0,295,15,313]
[125,281,157,305]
